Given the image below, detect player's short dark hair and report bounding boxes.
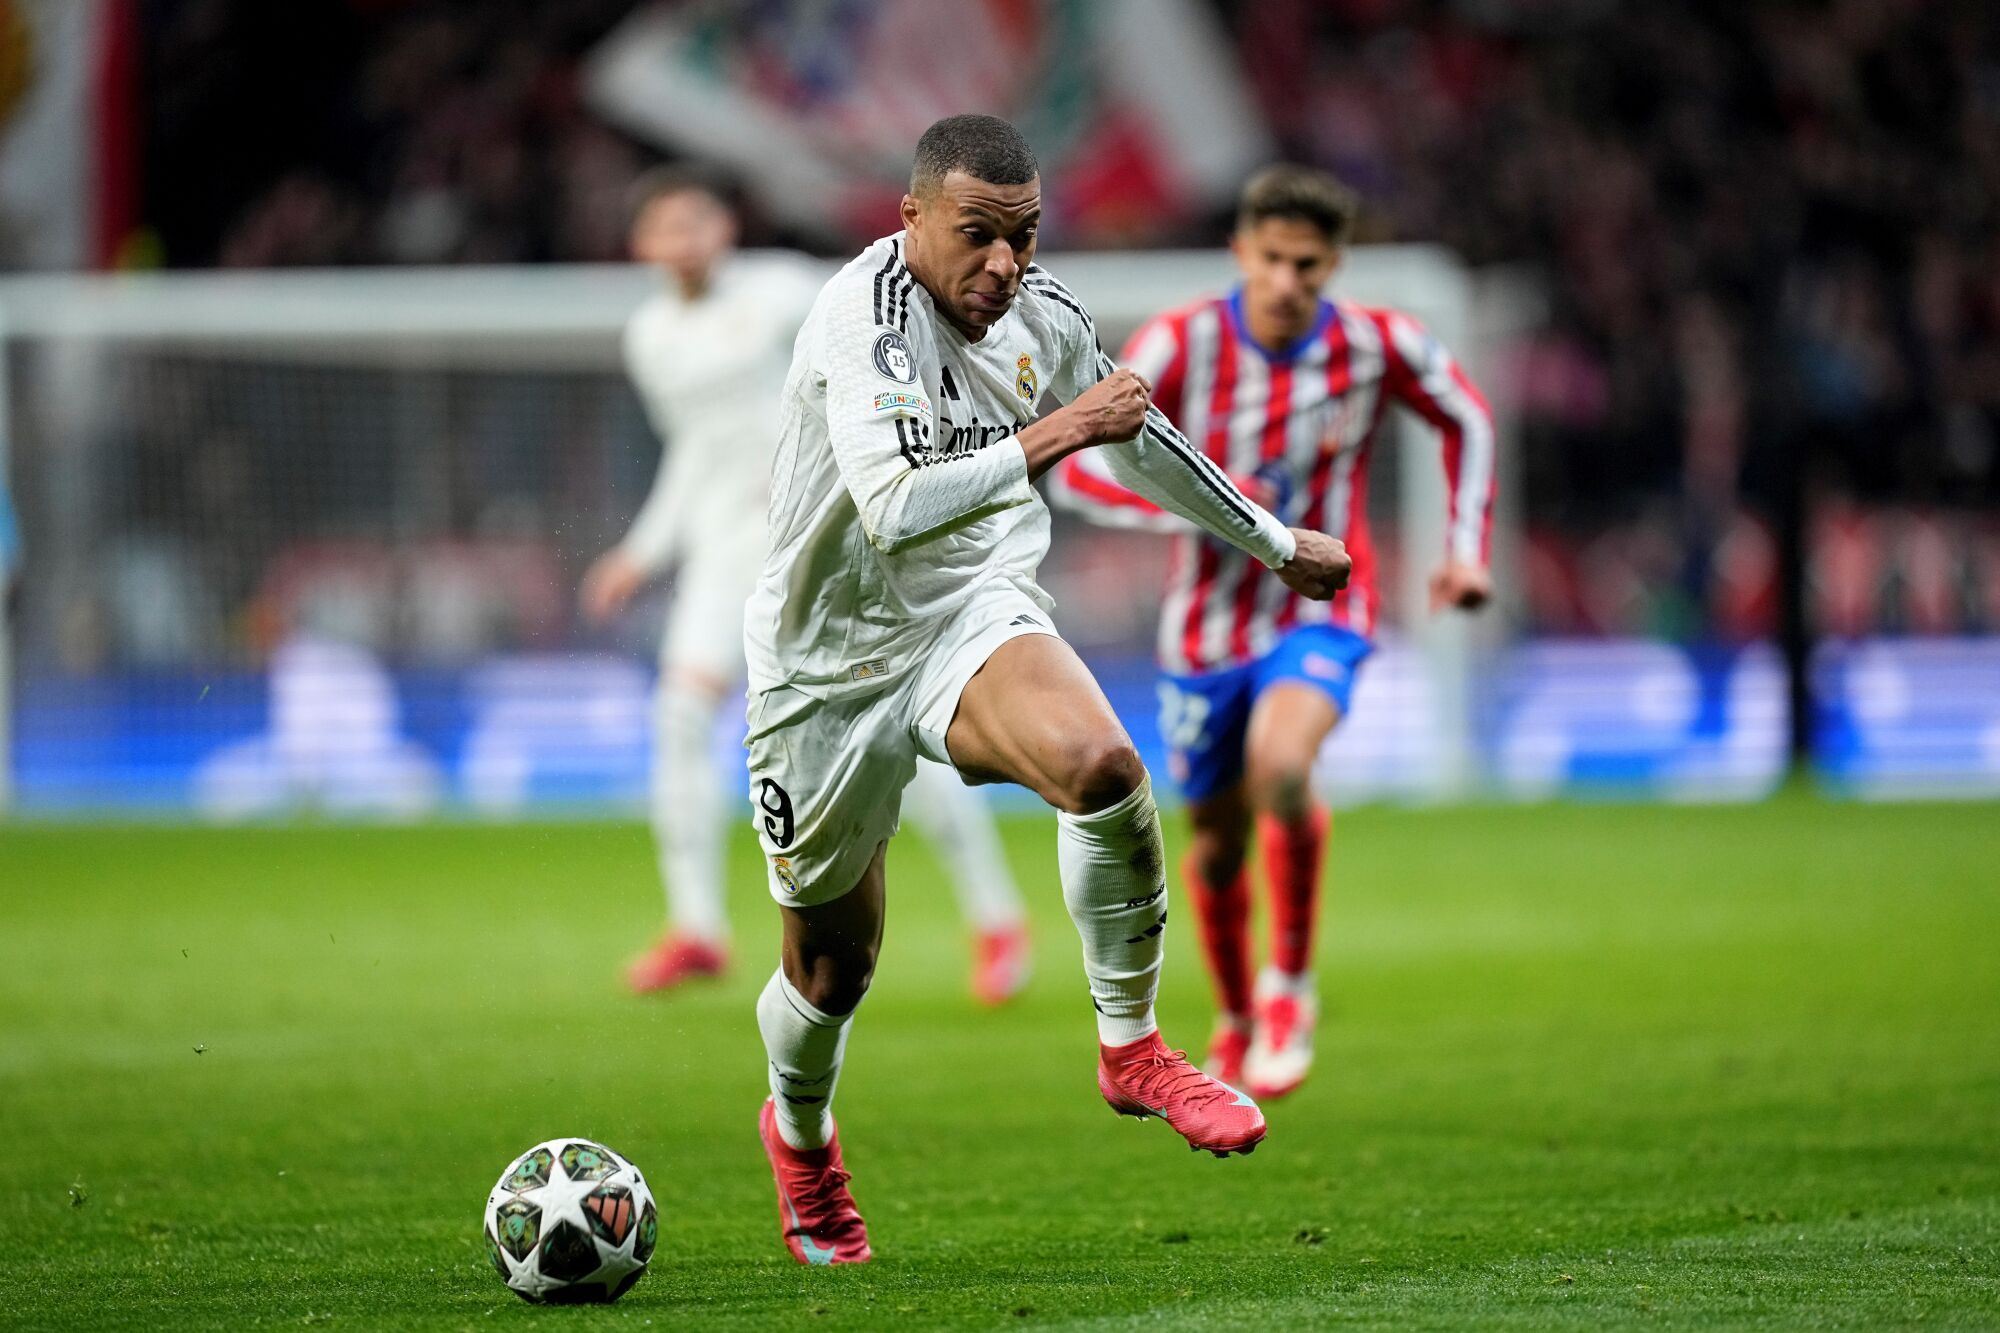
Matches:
[910,114,1039,196]
[1237,165,1358,245]
[627,163,738,222]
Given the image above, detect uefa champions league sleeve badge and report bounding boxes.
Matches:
[872,331,917,383]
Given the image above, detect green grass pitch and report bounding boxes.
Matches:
[2,796,1996,1330]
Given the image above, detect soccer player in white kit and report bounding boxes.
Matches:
[746,116,1352,1264]
[580,168,1034,1004]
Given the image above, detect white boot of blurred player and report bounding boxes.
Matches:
[902,760,1033,1006]
[1244,965,1318,1100]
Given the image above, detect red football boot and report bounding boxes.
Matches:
[970,924,1033,1007]
[757,1099,872,1265]
[625,933,727,994]
[1097,1031,1267,1157]
[1204,1017,1252,1087]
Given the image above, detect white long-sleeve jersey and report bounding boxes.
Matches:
[745,233,1297,699]
[619,254,826,576]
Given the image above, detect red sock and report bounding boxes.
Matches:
[1181,853,1252,1021]
[1260,807,1328,976]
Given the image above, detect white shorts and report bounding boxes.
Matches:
[745,580,1059,907]
[663,556,757,685]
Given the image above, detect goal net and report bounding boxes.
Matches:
[0,249,1510,817]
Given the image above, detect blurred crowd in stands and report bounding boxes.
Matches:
[125,0,2000,642]
[146,0,647,267]
[1232,0,2000,639]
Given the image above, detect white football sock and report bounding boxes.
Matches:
[757,968,854,1151]
[652,679,728,943]
[902,760,1027,932]
[1057,776,1167,1046]
[1257,964,1316,999]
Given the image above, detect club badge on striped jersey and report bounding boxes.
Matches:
[1320,395,1362,455]
[1015,353,1038,404]
[872,330,916,383]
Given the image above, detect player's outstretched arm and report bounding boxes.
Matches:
[1094,397,1353,598]
[1031,271,1286,561]
[1046,450,1193,534]
[1376,310,1497,615]
[1039,372,1351,601]
[1031,267,1348,598]
[1034,381,1351,601]
[1094,401,1350,600]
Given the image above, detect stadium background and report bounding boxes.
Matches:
[4,0,1998,813]
[1,3,1997,1329]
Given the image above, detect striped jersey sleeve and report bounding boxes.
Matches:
[1029,267,1295,569]
[1375,310,1497,566]
[817,247,1034,554]
[1049,311,1190,533]
[1124,309,1188,420]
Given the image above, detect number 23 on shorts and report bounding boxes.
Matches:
[1156,680,1214,753]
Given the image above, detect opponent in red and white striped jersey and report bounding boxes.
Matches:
[1052,165,1494,1104]
[1056,291,1494,674]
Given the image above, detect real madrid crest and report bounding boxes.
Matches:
[1015,353,1038,404]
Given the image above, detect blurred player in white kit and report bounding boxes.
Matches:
[580,167,1033,1003]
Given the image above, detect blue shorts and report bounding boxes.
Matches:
[1156,625,1374,801]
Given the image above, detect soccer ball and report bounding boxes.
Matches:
[482,1138,657,1303]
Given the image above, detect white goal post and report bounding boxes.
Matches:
[0,248,1520,815]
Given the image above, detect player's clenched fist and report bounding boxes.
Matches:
[1276,529,1351,600]
[1067,368,1153,447]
